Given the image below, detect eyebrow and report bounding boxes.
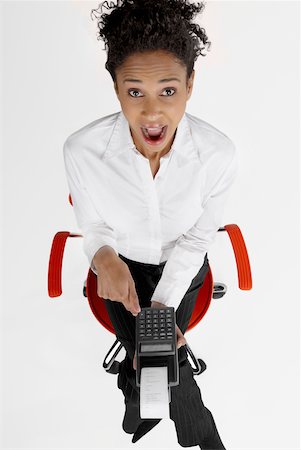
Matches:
[123,77,181,84]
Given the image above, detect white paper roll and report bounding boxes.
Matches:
[140,366,170,419]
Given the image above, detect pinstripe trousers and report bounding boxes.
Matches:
[103,253,226,449]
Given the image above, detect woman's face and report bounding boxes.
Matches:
[114,50,194,160]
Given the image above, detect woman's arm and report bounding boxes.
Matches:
[149,143,239,311]
[63,139,119,271]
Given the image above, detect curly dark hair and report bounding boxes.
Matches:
[90,0,211,84]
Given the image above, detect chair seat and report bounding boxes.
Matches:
[85,265,214,334]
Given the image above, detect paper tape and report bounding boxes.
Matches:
[140,366,170,419]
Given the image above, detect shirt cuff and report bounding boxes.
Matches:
[150,277,196,311]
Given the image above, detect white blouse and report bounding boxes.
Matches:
[63,109,239,311]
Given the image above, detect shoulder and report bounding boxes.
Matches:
[185,111,237,169]
[63,111,120,159]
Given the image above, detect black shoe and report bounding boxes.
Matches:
[132,418,161,443]
[122,402,142,434]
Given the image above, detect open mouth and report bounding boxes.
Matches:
[141,125,167,144]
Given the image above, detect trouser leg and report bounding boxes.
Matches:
[198,408,226,450]
[102,298,142,433]
[102,255,161,434]
[169,257,226,449]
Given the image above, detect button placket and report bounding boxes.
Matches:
[138,156,163,261]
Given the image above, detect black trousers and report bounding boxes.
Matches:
[103,253,226,449]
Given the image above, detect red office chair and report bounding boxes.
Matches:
[48,193,252,375]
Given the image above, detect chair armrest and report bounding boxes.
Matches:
[221,224,252,290]
[48,231,82,298]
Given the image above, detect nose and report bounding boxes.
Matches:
[141,97,163,118]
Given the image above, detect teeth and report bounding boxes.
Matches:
[143,126,164,137]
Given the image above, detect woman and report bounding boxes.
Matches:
[63,0,238,447]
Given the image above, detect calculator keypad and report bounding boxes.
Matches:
[137,308,175,341]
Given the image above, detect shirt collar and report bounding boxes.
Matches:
[103,109,197,165]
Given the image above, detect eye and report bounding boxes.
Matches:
[128,89,143,98]
[162,88,176,96]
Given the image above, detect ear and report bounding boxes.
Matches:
[187,69,195,101]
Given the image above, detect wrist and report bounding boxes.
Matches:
[93,246,118,270]
[151,300,168,309]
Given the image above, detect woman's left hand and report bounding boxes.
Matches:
[133,301,187,370]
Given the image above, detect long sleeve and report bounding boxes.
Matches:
[63,139,119,274]
[150,145,239,311]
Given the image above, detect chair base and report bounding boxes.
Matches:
[102,341,207,376]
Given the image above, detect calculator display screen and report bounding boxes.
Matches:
[141,343,172,352]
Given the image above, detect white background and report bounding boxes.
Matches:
[1,1,300,449]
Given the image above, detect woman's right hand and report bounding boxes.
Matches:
[95,254,141,317]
